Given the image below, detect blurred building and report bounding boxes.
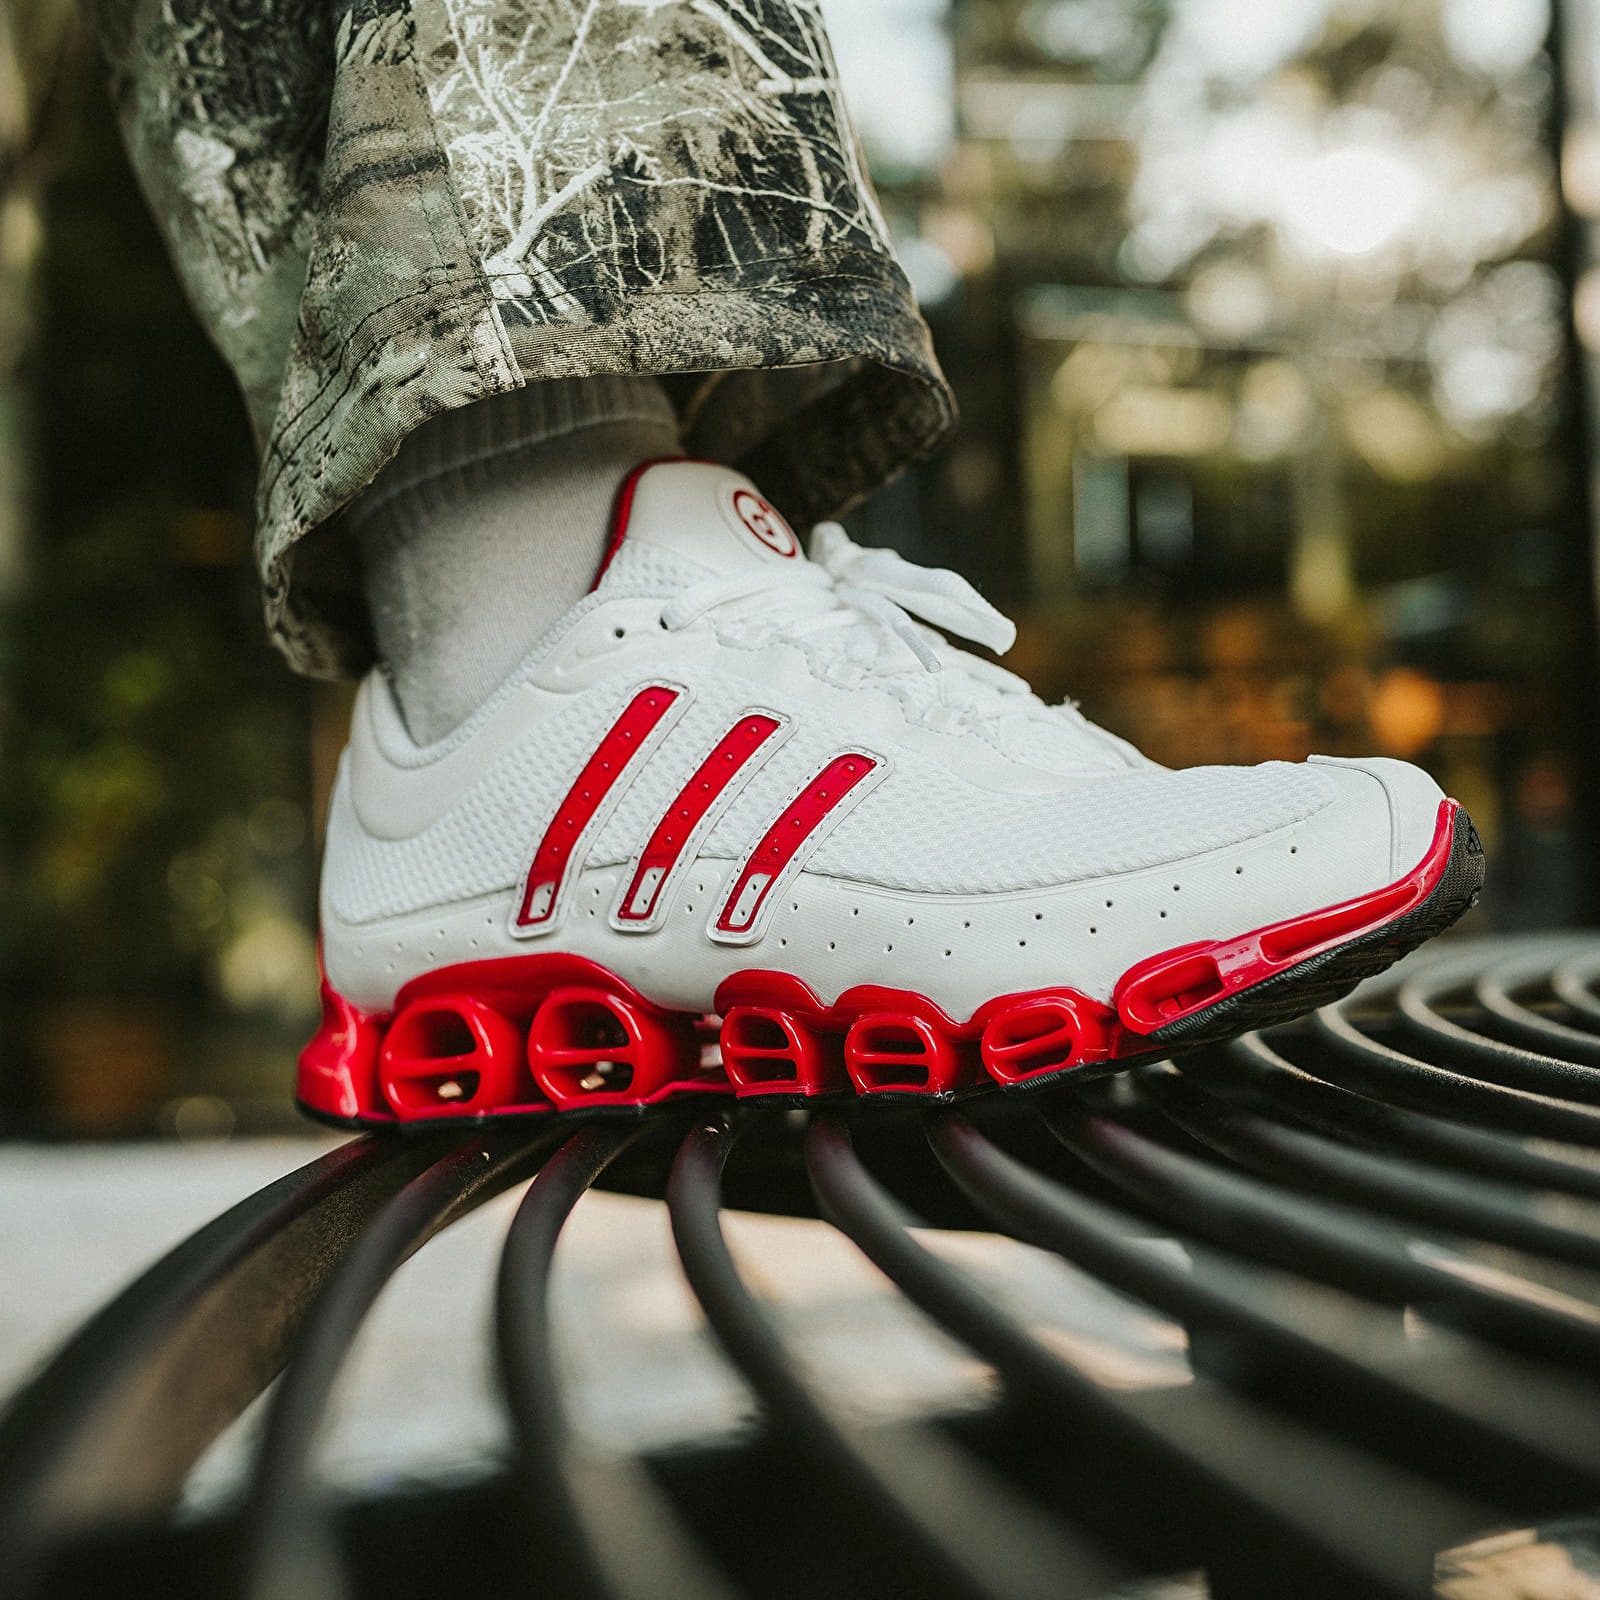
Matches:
[854,0,1597,936]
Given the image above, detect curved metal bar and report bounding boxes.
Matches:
[1395,968,1600,1102]
[1044,1096,1600,1373]
[1212,1033,1600,1200]
[1552,952,1600,1028]
[806,1114,1487,1600]
[0,1135,448,1599]
[1138,1062,1600,1273]
[240,1129,554,1600]
[1310,1000,1600,1144]
[1472,954,1600,1063]
[927,1112,1600,1504]
[666,1115,1112,1600]
[495,1123,738,1600]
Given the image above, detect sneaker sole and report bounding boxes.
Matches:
[298,799,1482,1127]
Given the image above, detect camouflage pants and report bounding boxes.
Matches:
[85,0,954,677]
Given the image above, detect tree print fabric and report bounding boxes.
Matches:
[84,0,954,677]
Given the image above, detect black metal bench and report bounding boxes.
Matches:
[7,935,1600,1600]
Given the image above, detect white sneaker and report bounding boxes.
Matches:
[300,460,1482,1122]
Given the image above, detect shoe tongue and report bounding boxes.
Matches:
[602,459,808,581]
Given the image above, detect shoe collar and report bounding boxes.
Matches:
[593,459,809,586]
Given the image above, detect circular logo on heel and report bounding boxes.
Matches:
[729,488,799,558]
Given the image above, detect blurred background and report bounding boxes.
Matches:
[3,0,1598,1137]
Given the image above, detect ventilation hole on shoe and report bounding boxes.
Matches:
[407,1010,476,1059]
[1090,927,1097,935]
[852,908,860,916]
[1171,886,1179,894]
[792,902,800,912]
[868,1032,925,1055]
[779,938,787,947]
[1235,866,1244,874]
[828,941,836,950]
[684,905,694,914]
[555,1005,629,1053]
[437,929,446,940]
[697,883,705,894]
[738,1015,789,1050]
[469,938,479,949]
[907,917,915,926]
[1160,910,1167,918]
[1290,846,1298,854]
[885,944,894,953]
[658,616,668,630]
[943,949,951,957]
[962,921,971,929]
[613,626,626,638]
[1018,939,1027,947]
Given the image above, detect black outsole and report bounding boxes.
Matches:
[300,808,1485,1128]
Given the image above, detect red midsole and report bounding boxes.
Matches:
[298,800,1459,1122]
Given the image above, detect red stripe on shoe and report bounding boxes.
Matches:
[714,752,880,938]
[616,712,785,925]
[515,685,682,930]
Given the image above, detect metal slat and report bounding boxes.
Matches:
[806,1114,1487,1600]
[1472,954,1600,1063]
[0,1135,448,1599]
[927,1111,1600,1507]
[241,1130,553,1600]
[1136,1061,1600,1272]
[496,1123,740,1600]
[1311,997,1600,1142]
[1396,968,1600,1102]
[1552,952,1600,1026]
[1048,1096,1600,1372]
[1213,1033,1600,1200]
[666,1114,1118,1600]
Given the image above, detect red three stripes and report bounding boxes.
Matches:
[515,687,877,938]
[616,713,784,924]
[515,686,681,929]
[714,753,878,936]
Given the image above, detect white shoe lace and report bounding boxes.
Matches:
[659,523,1142,770]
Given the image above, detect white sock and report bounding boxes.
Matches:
[351,376,680,744]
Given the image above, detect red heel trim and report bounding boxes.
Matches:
[299,974,389,1122]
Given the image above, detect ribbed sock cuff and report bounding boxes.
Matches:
[349,375,679,533]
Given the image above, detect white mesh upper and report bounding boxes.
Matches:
[326,683,632,923]
[325,661,1337,923]
[323,464,1340,925]
[809,755,1334,892]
